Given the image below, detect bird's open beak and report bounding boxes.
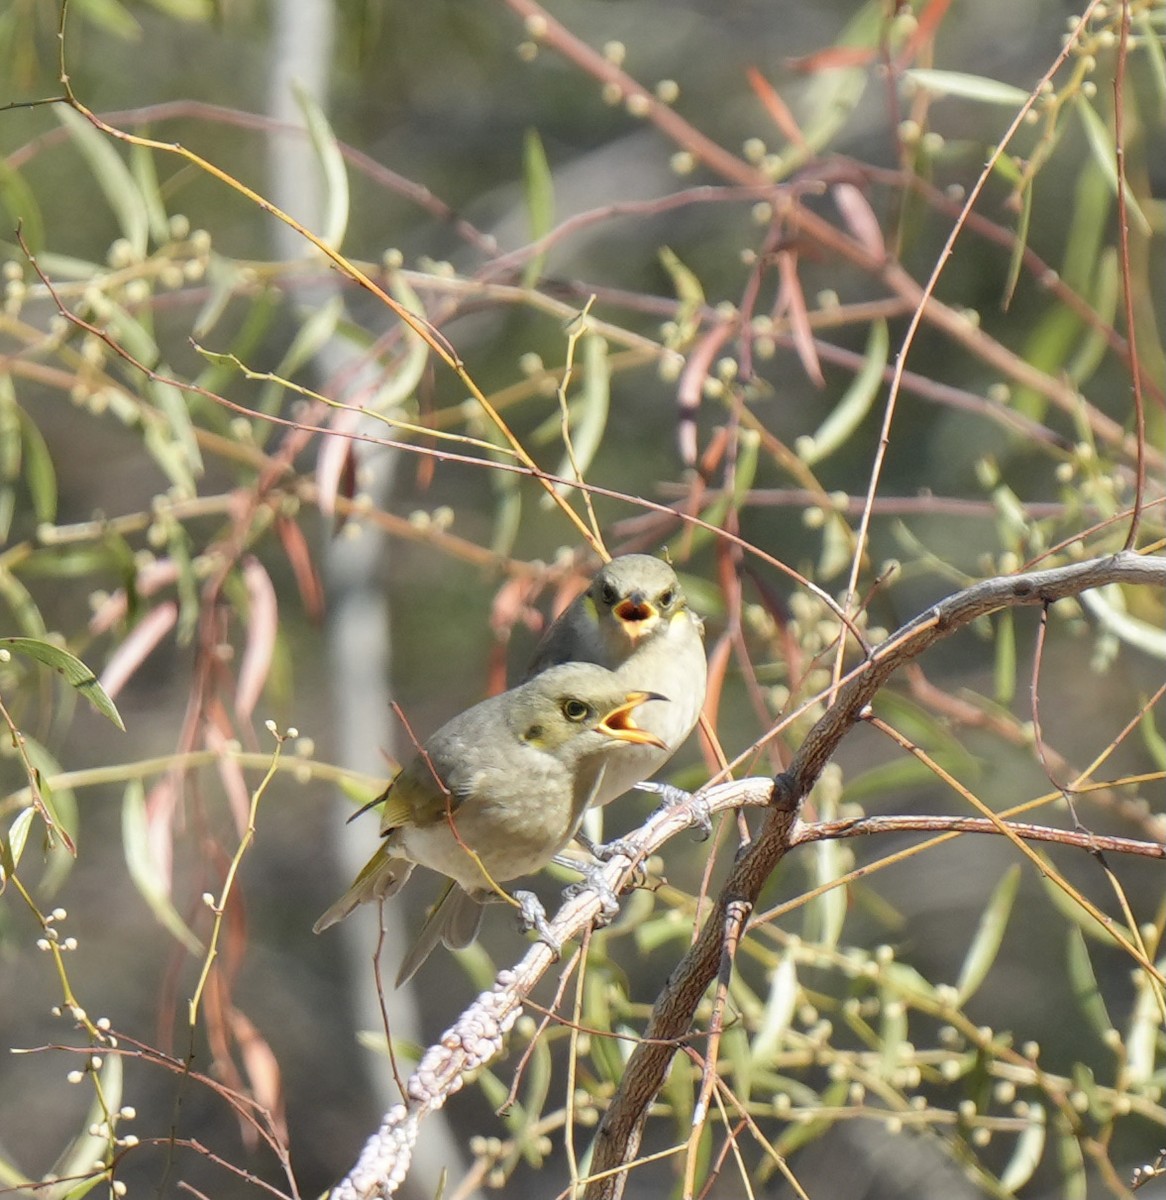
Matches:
[613,592,660,641]
[599,691,669,748]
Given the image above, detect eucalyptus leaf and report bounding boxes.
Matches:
[121,780,203,953]
[522,128,554,288]
[295,80,349,251]
[56,106,150,260]
[1,637,124,729]
[955,864,1019,1004]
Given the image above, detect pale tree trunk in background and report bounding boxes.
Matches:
[266,3,472,1194]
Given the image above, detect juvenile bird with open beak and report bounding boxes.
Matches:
[524,554,707,809]
[314,662,667,983]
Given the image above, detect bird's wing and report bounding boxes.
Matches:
[524,598,600,678]
[312,846,414,932]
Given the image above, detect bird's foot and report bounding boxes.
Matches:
[562,861,622,925]
[575,829,639,863]
[514,889,560,959]
[635,779,712,840]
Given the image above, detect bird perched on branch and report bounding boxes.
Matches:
[313,662,667,984]
[524,554,707,809]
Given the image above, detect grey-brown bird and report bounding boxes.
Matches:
[524,554,707,809]
[313,662,667,983]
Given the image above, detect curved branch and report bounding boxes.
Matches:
[328,552,1165,1200]
[585,550,1166,1197]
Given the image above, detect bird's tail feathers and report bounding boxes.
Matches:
[395,881,485,986]
[312,851,413,934]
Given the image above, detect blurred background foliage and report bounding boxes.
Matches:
[0,0,1164,1198]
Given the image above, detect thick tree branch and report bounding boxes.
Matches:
[585,551,1165,1197]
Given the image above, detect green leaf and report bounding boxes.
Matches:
[1066,247,1118,386]
[294,80,350,251]
[544,332,610,506]
[1000,173,1031,311]
[748,950,798,1091]
[955,864,1019,1004]
[130,141,172,246]
[905,68,1030,107]
[1125,963,1162,1084]
[658,246,704,344]
[1065,924,1113,1038]
[1,637,125,729]
[1074,95,1150,238]
[1080,584,1166,660]
[256,295,344,415]
[993,608,1016,705]
[521,128,554,288]
[0,158,45,255]
[121,780,202,953]
[368,273,430,415]
[21,736,78,882]
[56,106,149,259]
[1140,708,1166,773]
[150,377,204,485]
[2,806,36,878]
[998,1101,1045,1193]
[15,405,57,525]
[798,319,888,464]
[71,0,142,39]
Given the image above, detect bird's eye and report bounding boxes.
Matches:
[599,582,619,607]
[561,698,591,722]
[658,587,676,607]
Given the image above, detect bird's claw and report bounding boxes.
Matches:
[576,830,639,863]
[562,863,622,926]
[635,779,712,840]
[514,889,561,959]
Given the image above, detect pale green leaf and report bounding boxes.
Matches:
[367,273,430,415]
[955,864,1019,1004]
[1066,247,1118,386]
[1,637,124,729]
[1065,924,1114,1038]
[0,159,45,255]
[797,319,888,464]
[1080,584,1166,659]
[993,608,1016,705]
[130,141,171,246]
[1074,95,1150,237]
[56,106,149,259]
[15,405,57,524]
[3,806,36,876]
[522,128,554,288]
[905,68,1030,106]
[257,294,344,414]
[121,780,202,953]
[998,1102,1045,1193]
[749,951,798,1080]
[1141,709,1166,772]
[544,333,610,507]
[1001,174,1031,310]
[150,378,203,485]
[71,0,141,39]
[1125,963,1163,1084]
[295,80,349,251]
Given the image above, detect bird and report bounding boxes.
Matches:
[524,554,707,810]
[313,662,668,984]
